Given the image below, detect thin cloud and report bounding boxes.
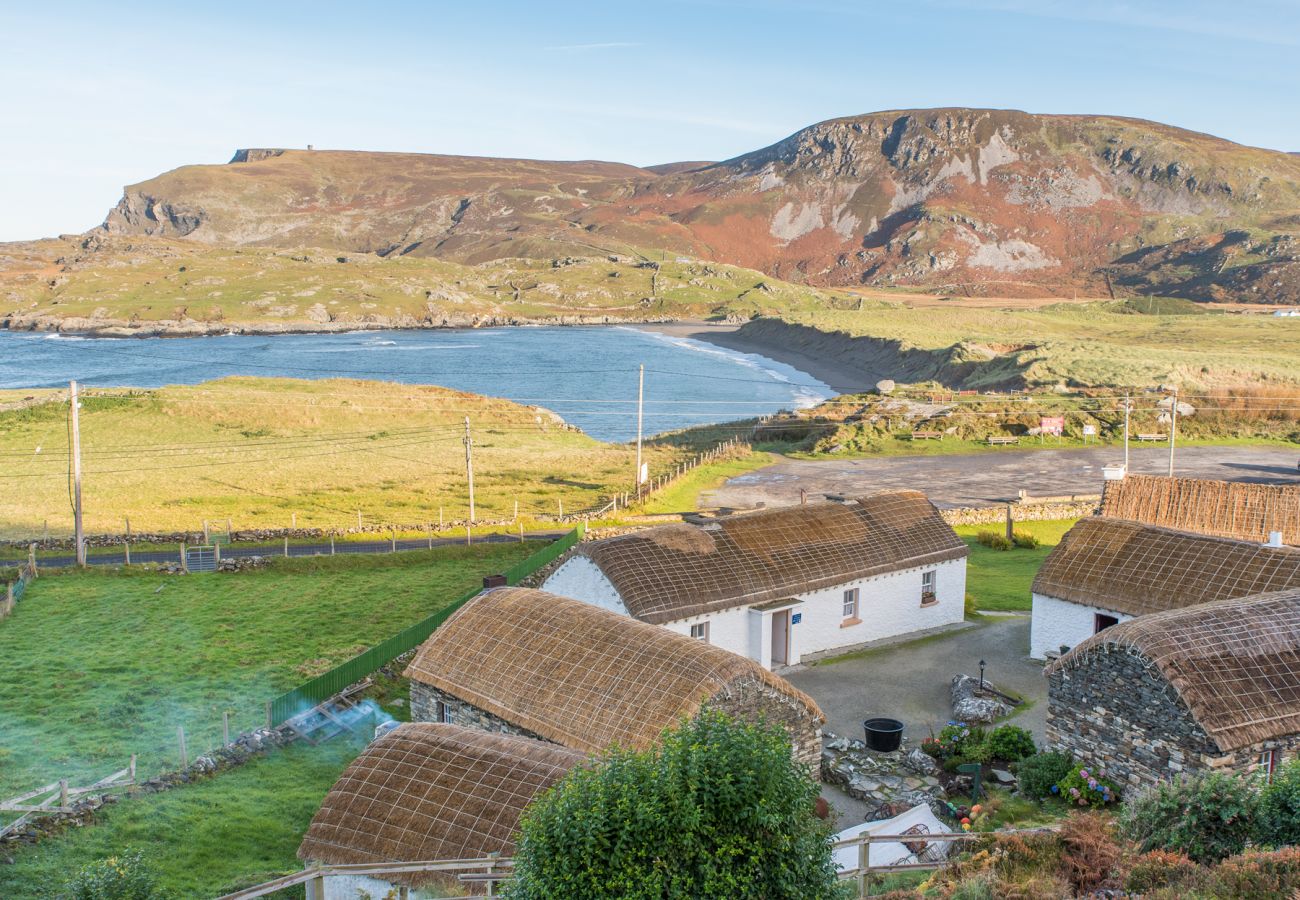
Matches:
[543,41,642,51]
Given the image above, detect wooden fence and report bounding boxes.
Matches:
[0,757,136,839]
[0,545,38,620]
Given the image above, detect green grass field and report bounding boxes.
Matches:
[0,735,370,899]
[638,452,777,514]
[955,519,1078,611]
[0,542,538,804]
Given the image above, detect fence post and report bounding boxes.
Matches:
[179,543,188,573]
[129,754,137,783]
[439,506,444,529]
[857,835,869,898]
[124,541,131,565]
[391,528,397,553]
[223,711,230,747]
[283,537,289,558]
[427,523,433,550]
[226,518,233,540]
[265,700,272,729]
[330,534,336,556]
[466,525,472,546]
[177,726,188,769]
[28,543,36,577]
[214,543,221,567]
[203,520,211,544]
[59,779,68,810]
[519,522,524,542]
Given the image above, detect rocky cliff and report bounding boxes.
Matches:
[95,109,1300,303]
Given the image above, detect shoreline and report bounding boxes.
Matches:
[637,321,869,395]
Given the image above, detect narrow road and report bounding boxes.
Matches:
[26,530,569,569]
[705,445,1300,510]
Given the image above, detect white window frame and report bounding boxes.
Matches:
[435,700,453,724]
[690,621,710,642]
[842,587,860,620]
[1260,749,1276,782]
[920,570,937,606]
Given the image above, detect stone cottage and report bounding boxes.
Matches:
[541,491,969,669]
[1100,474,1300,545]
[404,586,825,772]
[1029,517,1300,659]
[298,723,582,899]
[1045,588,1300,793]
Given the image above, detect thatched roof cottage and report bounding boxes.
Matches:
[1029,517,1300,659]
[405,587,825,771]
[298,723,581,896]
[541,491,968,668]
[1045,588,1300,791]
[1100,474,1299,546]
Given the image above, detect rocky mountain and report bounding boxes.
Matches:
[97,109,1300,303]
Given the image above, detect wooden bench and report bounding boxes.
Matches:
[910,430,943,440]
[987,436,1020,445]
[1136,433,1168,441]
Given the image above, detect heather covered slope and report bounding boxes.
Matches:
[93,108,1300,303]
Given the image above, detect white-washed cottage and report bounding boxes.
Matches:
[1029,516,1300,659]
[541,491,968,669]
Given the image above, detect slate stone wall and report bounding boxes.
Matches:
[410,682,547,743]
[1047,646,1300,793]
[705,676,824,779]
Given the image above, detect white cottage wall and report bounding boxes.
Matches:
[1030,593,1133,659]
[662,605,756,659]
[541,557,629,615]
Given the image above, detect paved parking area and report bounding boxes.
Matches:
[706,445,1299,509]
[787,615,1047,746]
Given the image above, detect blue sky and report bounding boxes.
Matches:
[2,0,1298,241]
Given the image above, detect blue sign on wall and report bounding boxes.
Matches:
[791,613,802,625]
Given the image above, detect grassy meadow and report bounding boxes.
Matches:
[955,518,1078,611]
[0,542,538,804]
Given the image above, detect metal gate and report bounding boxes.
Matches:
[186,545,217,572]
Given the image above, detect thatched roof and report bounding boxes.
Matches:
[405,587,823,754]
[1100,475,1300,546]
[297,724,581,875]
[1047,589,1300,751]
[1032,517,1300,616]
[578,491,967,623]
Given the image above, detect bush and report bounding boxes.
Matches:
[1120,771,1257,863]
[62,850,172,900]
[1056,812,1122,894]
[1207,846,1300,899]
[1124,850,1202,893]
[1014,751,1074,799]
[976,531,1013,551]
[1011,531,1039,549]
[984,725,1037,762]
[507,711,841,899]
[1056,764,1120,809]
[1256,757,1300,847]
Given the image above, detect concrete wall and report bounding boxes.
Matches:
[541,557,629,615]
[1047,646,1300,793]
[1030,593,1134,659]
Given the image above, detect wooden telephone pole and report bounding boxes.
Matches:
[463,417,476,524]
[1168,388,1179,477]
[635,364,645,493]
[69,380,85,566]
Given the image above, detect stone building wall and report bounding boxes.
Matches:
[1047,647,1300,793]
[705,675,824,779]
[409,682,548,744]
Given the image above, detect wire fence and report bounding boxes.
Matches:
[266,524,585,726]
[0,548,37,619]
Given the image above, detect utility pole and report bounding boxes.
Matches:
[463,417,476,524]
[69,381,85,566]
[1123,392,1131,472]
[635,364,645,493]
[1168,388,1179,477]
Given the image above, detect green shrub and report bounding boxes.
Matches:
[1207,847,1300,899]
[1256,758,1300,847]
[1011,531,1040,549]
[1014,751,1074,799]
[985,725,1037,762]
[976,531,1013,551]
[62,850,172,900]
[1124,849,1202,893]
[1121,771,1257,863]
[1056,764,1119,808]
[507,711,842,899]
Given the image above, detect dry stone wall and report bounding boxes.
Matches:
[705,676,824,778]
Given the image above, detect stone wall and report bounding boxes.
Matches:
[940,500,1098,527]
[705,675,823,778]
[409,682,547,743]
[1047,646,1300,793]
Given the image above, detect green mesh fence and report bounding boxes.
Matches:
[268,524,584,725]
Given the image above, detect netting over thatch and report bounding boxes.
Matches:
[1100,475,1300,545]
[1047,589,1300,751]
[579,491,966,623]
[405,587,824,753]
[297,724,581,876]
[1032,517,1300,616]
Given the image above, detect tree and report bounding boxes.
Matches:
[507,711,841,899]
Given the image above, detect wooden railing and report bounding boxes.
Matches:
[216,857,514,899]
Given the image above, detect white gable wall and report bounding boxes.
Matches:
[1030,592,1133,660]
[541,556,629,616]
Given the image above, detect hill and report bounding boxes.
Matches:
[84,108,1300,303]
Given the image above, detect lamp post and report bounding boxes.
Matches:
[978,659,987,692]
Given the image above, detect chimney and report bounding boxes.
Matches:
[1266,531,1284,548]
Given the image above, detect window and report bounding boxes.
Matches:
[690,621,710,642]
[1260,750,1276,782]
[920,570,937,606]
[435,700,453,724]
[1094,613,1120,634]
[842,588,859,619]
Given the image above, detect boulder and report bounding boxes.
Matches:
[904,747,941,777]
[950,674,1015,723]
